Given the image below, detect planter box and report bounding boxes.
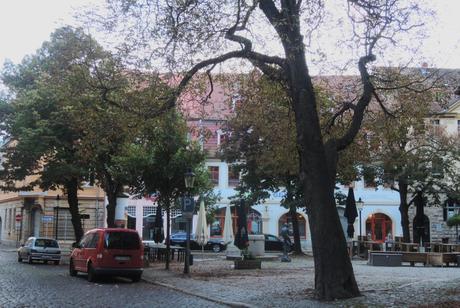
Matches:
[368,253,402,266]
[234,259,262,270]
[428,253,443,267]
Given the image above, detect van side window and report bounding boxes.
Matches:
[80,233,93,248]
[87,233,99,248]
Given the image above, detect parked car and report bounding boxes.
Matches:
[169,232,227,252]
[18,237,61,265]
[264,234,293,252]
[69,228,144,282]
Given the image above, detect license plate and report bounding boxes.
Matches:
[115,256,131,261]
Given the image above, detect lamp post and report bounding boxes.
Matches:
[356,197,364,257]
[183,168,196,275]
[356,197,364,238]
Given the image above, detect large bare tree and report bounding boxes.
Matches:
[94,0,429,300]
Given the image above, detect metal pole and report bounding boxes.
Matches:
[359,210,362,238]
[358,209,362,257]
[184,217,191,274]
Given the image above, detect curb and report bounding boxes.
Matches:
[141,277,254,308]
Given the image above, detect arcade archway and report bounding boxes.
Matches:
[366,213,392,243]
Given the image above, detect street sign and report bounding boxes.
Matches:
[181,197,195,213]
[15,214,22,222]
[42,215,54,223]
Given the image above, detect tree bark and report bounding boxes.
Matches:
[65,177,84,242]
[280,20,360,299]
[289,203,302,254]
[104,173,122,228]
[397,180,411,242]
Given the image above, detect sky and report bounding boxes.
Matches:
[0,1,459,71]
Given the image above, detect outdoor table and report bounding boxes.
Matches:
[143,242,185,262]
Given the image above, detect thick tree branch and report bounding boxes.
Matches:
[336,54,376,151]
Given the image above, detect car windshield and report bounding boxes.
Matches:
[35,239,59,248]
[104,232,140,250]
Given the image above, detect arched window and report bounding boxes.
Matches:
[278,213,307,239]
[211,206,262,237]
[366,213,392,243]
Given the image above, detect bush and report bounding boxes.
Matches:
[446,214,460,227]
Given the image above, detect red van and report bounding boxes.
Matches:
[69,228,144,282]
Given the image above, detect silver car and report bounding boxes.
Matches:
[18,237,61,265]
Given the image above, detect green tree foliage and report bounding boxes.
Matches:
[114,110,214,269]
[95,0,430,299]
[0,27,104,241]
[221,74,369,253]
[366,70,460,242]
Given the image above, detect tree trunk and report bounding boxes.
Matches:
[285,179,302,254]
[165,202,171,270]
[289,203,302,254]
[65,177,84,242]
[284,37,360,299]
[398,180,411,243]
[105,174,122,228]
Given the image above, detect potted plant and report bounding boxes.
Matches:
[234,248,261,269]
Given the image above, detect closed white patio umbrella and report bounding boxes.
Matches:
[195,199,209,252]
[222,204,234,245]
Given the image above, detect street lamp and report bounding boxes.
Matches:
[183,168,196,275]
[184,169,196,189]
[356,197,364,238]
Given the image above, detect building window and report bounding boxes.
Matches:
[228,167,240,187]
[362,166,377,188]
[126,206,136,217]
[143,206,156,217]
[209,166,219,185]
[429,119,441,135]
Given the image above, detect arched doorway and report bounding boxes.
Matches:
[210,206,262,237]
[366,213,392,243]
[413,215,430,244]
[278,212,307,238]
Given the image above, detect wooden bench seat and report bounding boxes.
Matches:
[368,251,460,267]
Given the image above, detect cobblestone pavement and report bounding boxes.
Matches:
[142,252,460,307]
[0,247,225,308]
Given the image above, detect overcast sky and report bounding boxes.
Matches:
[0,1,459,71]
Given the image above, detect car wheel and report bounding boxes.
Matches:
[18,254,22,263]
[27,255,33,264]
[44,260,48,264]
[212,244,221,253]
[69,259,77,277]
[54,260,60,265]
[131,273,142,283]
[87,263,97,282]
